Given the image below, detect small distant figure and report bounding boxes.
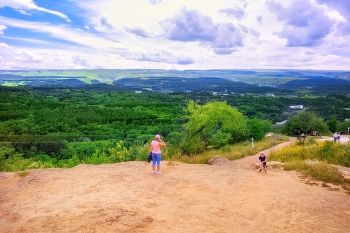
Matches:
[259,152,267,173]
[299,133,306,144]
[333,132,339,142]
[311,130,320,136]
[150,134,166,175]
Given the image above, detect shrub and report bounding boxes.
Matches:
[269,139,350,186]
[174,134,288,164]
[283,160,345,184]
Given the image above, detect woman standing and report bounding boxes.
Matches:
[150,134,166,174]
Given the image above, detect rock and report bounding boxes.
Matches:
[254,163,260,169]
[207,156,230,166]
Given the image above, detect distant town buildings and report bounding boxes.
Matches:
[276,120,287,125]
[289,105,304,109]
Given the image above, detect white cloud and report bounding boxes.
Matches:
[266,0,334,47]
[0,42,100,69]
[0,25,7,35]
[15,9,31,15]
[0,42,10,50]
[210,22,245,54]
[149,0,163,5]
[160,7,217,42]
[0,0,350,70]
[0,16,125,51]
[127,46,194,65]
[219,7,246,20]
[15,49,44,63]
[99,12,114,29]
[125,23,152,38]
[159,7,247,55]
[316,0,350,35]
[256,15,263,24]
[0,35,54,46]
[72,55,92,68]
[0,43,48,69]
[0,0,70,21]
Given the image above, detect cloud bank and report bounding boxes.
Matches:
[160,7,246,55]
[0,0,349,70]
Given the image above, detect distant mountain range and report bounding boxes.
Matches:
[1,69,349,95]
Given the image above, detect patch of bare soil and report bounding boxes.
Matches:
[1,137,350,233]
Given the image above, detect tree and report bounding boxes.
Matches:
[247,118,272,140]
[0,145,23,171]
[183,101,249,154]
[327,116,337,133]
[337,120,350,134]
[282,110,329,136]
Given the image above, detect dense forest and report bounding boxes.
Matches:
[0,84,350,168]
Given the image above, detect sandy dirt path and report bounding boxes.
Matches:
[1,137,350,233]
[318,135,350,143]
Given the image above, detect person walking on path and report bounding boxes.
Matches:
[333,132,339,142]
[150,134,166,175]
[259,152,267,173]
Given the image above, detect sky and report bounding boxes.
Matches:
[0,0,350,70]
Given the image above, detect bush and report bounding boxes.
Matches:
[247,118,272,140]
[173,134,288,164]
[284,160,345,184]
[269,139,350,186]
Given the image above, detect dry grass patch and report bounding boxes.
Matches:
[16,171,30,178]
[269,139,350,193]
[174,134,289,164]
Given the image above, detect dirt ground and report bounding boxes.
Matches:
[1,138,350,233]
[318,134,350,143]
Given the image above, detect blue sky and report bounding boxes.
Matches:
[0,0,349,70]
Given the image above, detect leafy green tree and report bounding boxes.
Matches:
[327,116,337,133]
[337,120,350,133]
[247,118,272,140]
[282,110,329,136]
[183,101,249,153]
[0,145,23,171]
[167,131,184,146]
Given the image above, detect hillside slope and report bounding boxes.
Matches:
[1,139,350,233]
